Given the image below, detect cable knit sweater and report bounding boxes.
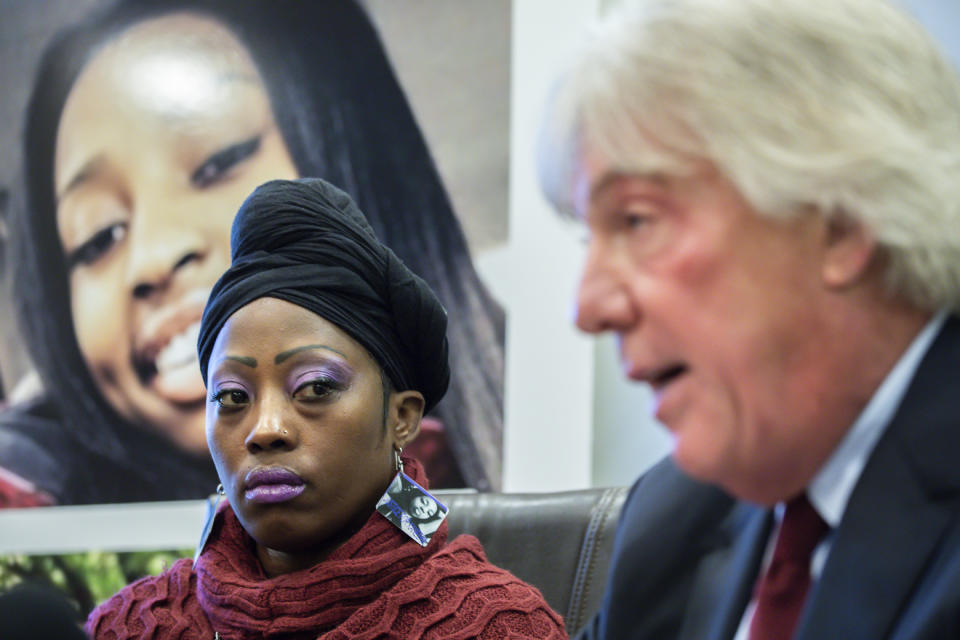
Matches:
[86,464,566,639]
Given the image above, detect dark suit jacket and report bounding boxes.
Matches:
[577,316,960,640]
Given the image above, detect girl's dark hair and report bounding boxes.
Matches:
[396,485,447,524]
[13,0,504,502]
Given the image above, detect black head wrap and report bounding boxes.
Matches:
[197,178,450,412]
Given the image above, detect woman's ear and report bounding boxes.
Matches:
[388,390,425,449]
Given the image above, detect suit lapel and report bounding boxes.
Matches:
[679,504,771,640]
[797,316,960,640]
[797,444,957,639]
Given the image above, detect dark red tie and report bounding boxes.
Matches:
[748,494,829,640]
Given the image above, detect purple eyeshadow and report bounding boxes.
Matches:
[216,377,246,389]
[210,378,251,398]
[289,359,353,391]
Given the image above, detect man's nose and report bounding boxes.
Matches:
[574,241,636,334]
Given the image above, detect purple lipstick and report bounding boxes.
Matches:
[244,467,306,504]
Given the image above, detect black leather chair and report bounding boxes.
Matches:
[437,487,627,633]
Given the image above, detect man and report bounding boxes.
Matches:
[538,0,960,638]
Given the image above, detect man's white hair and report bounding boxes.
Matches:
[539,0,960,312]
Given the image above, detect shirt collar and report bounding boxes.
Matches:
[807,310,948,527]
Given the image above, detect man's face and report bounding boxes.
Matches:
[574,150,851,503]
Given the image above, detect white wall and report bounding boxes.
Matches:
[501,0,672,492]
[897,0,960,67]
[592,336,672,487]
[499,0,600,492]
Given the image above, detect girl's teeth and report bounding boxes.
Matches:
[155,321,201,374]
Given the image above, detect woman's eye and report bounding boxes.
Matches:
[66,222,127,270]
[212,389,249,408]
[191,136,262,188]
[293,378,340,401]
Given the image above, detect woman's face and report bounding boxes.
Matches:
[410,494,438,520]
[53,13,298,454]
[205,297,398,569]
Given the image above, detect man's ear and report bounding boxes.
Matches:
[388,390,425,449]
[821,212,877,288]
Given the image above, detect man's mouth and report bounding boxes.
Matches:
[646,363,689,391]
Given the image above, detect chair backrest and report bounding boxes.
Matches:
[437,486,627,633]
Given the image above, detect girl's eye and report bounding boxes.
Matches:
[212,389,249,409]
[66,222,128,270]
[190,135,262,188]
[293,377,341,401]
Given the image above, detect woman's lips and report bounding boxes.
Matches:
[244,467,306,504]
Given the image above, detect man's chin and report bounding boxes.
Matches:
[669,439,728,488]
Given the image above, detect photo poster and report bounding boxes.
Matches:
[0,0,509,618]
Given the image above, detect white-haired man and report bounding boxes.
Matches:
[539,1,960,638]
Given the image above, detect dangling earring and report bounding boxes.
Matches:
[194,484,226,565]
[394,447,404,474]
[375,445,449,547]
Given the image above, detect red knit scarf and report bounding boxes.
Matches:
[87,461,566,639]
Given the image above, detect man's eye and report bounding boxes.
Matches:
[212,389,249,408]
[66,223,127,270]
[191,136,262,188]
[624,212,653,229]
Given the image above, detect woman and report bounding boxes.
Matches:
[86,178,564,639]
[2,0,503,504]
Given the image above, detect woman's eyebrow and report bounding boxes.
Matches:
[57,154,106,203]
[275,344,347,364]
[225,355,257,368]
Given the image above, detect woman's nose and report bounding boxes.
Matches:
[124,208,207,299]
[245,407,298,453]
[574,242,637,334]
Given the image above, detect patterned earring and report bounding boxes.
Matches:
[376,446,449,547]
[194,484,226,565]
